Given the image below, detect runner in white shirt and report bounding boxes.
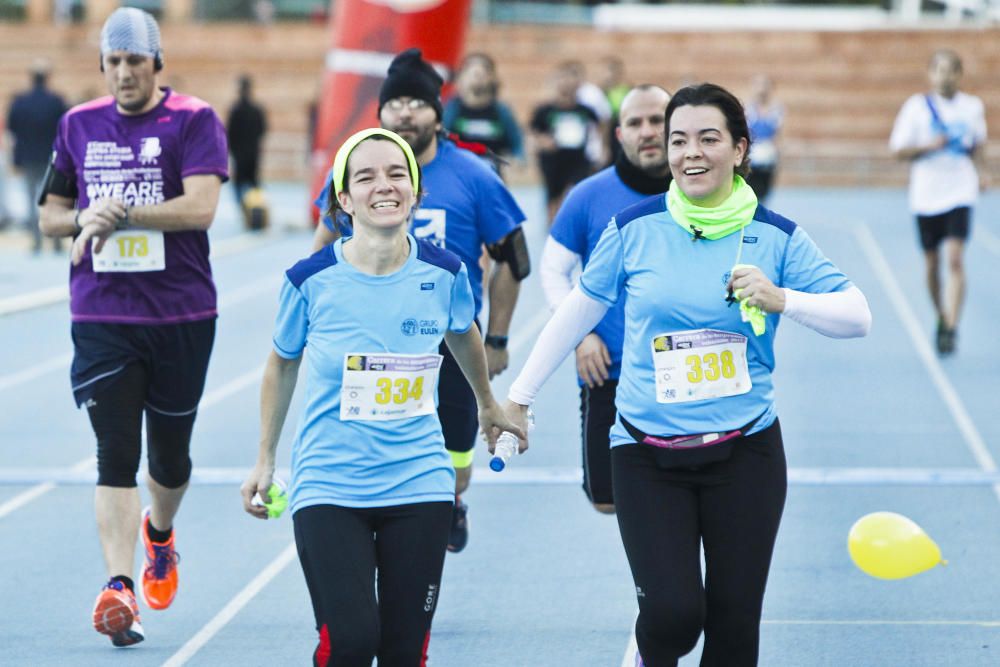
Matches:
[890,49,989,355]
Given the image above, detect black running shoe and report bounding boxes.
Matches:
[940,327,957,356]
[935,318,949,355]
[447,499,469,553]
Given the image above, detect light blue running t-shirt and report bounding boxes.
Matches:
[315,138,525,314]
[579,195,852,447]
[273,235,475,511]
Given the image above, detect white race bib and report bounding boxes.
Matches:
[651,329,751,404]
[92,230,165,273]
[340,353,443,421]
[553,115,587,149]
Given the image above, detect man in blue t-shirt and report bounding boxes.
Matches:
[312,49,530,553]
[541,85,671,513]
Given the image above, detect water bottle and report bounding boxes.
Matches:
[490,408,534,472]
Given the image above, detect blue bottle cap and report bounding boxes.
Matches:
[489,457,505,472]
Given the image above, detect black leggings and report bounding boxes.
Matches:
[293,501,453,667]
[612,420,787,667]
[88,363,196,488]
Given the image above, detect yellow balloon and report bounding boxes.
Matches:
[848,512,945,580]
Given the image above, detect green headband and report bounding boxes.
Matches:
[331,128,419,198]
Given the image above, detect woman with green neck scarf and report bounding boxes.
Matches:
[502,83,871,666]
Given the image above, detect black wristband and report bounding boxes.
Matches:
[73,209,82,234]
[484,335,508,350]
[115,206,131,231]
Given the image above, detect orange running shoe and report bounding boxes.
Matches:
[140,506,180,610]
[93,579,144,647]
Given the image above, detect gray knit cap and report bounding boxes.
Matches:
[100,8,162,62]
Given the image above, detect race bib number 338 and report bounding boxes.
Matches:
[651,329,751,404]
[340,353,443,421]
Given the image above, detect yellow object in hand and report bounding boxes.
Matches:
[731,264,766,336]
[253,479,289,519]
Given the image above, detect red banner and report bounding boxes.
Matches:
[310,0,471,221]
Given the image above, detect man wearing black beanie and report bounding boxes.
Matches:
[313,48,532,555]
[378,48,445,123]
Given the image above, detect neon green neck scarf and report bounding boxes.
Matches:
[667,175,758,240]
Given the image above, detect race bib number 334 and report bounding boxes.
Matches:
[651,329,751,404]
[340,353,443,421]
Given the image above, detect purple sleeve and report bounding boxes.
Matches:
[52,113,77,180]
[181,108,229,182]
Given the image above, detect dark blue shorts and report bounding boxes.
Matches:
[917,206,970,251]
[70,319,216,412]
[436,321,482,464]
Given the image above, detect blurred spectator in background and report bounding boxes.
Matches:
[0,116,13,229]
[745,74,783,204]
[531,62,600,223]
[569,60,612,168]
[443,52,525,175]
[598,56,631,163]
[890,49,988,356]
[6,58,67,254]
[226,74,268,207]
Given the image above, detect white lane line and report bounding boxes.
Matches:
[619,616,639,667]
[0,353,72,392]
[0,285,68,316]
[0,365,263,517]
[0,231,280,317]
[0,458,94,519]
[161,542,297,667]
[762,619,1000,627]
[0,272,277,395]
[854,222,1000,503]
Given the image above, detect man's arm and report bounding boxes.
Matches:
[127,174,222,232]
[484,226,531,378]
[485,259,520,376]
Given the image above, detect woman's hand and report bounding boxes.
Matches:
[492,399,531,454]
[240,461,276,520]
[479,399,527,454]
[727,266,786,314]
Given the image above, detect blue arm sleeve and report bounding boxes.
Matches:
[272,278,309,359]
[449,263,476,333]
[578,220,626,307]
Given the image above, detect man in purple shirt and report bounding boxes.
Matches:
[38,8,228,648]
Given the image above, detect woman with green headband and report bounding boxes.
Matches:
[242,128,522,665]
[502,84,871,666]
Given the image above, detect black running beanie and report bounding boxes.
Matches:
[378,48,444,120]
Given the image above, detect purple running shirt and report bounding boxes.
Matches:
[53,87,229,324]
